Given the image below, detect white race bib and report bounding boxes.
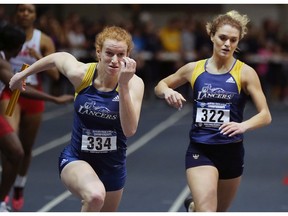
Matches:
[81,129,117,153]
[195,101,230,128]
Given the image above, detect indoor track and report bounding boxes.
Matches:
[3,97,288,212]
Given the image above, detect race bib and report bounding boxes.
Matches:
[195,101,230,128]
[81,129,117,153]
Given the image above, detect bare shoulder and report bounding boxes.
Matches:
[131,74,144,87]
[184,61,197,70]
[176,61,197,81]
[241,62,261,94]
[241,63,258,82]
[242,63,256,74]
[40,31,55,50]
[68,61,89,79]
[0,59,13,84]
[129,75,144,100]
[40,31,53,44]
[129,74,144,95]
[178,61,196,74]
[0,58,10,69]
[59,56,88,88]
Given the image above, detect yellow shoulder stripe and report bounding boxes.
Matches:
[191,59,206,88]
[75,63,97,97]
[230,60,244,93]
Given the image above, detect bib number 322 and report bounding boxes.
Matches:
[195,102,230,127]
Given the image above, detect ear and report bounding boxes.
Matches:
[96,49,101,61]
[210,35,214,43]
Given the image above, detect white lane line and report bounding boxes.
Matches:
[127,106,191,155]
[32,133,71,157]
[37,191,72,212]
[42,104,73,121]
[168,185,190,212]
[37,106,191,212]
[0,106,73,172]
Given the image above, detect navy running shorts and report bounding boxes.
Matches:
[185,141,245,179]
[58,149,127,191]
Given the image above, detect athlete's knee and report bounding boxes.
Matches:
[89,191,105,206]
[82,189,106,211]
[14,147,24,161]
[22,147,33,158]
[195,201,217,212]
[195,194,217,212]
[9,146,24,165]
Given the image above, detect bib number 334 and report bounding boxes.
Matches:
[81,129,117,153]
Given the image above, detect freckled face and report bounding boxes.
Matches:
[97,39,128,75]
[211,24,240,58]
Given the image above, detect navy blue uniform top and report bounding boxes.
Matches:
[65,63,127,174]
[189,59,248,144]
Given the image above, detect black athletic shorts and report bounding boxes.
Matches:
[185,141,245,179]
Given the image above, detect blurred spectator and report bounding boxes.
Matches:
[83,19,105,62]
[238,22,260,58]
[131,26,145,54]
[62,12,88,60]
[181,16,197,62]
[158,17,183,82]
[159,17,182,53]
[266,43,287,104]
[0,6,8,22]
[67,21,88,60]
[38,11,68,50]
[194,19,212,60]
[255,39,274,96]
[1,4,287,105]
[142,20,162,54]
[140,20,162,99]
[262,18,280,43]
[0,4,59,211]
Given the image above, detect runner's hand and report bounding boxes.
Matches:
[118,57,136,85]
[163,88,186,110]
[9,73,26,91]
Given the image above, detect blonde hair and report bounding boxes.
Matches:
[206,10,250,39]
[95,26,134,54]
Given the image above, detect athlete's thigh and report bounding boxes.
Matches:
[19,112,42,150]
[101,189,124,212]
[217,176,242,212]
[186,166,219,208]
[0,100,21,131]
[0,99,8,115]
[60,160,105,198]
[0,131,23,159]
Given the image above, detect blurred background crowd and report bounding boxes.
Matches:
[1,4,288,106]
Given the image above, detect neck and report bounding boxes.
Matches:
[94,64,118,91]
[24,26,34,40]
[210,56,235,70]
[207,56,235,74]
